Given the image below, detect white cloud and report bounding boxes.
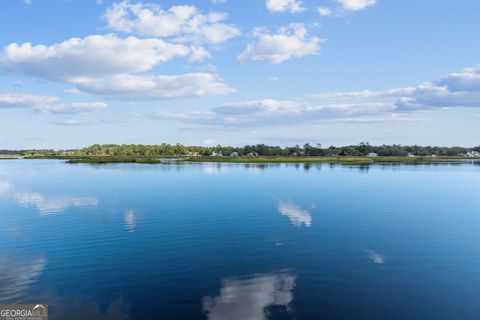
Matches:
[0,34,191,82]
[137,65,480,127]
[266,0,304,13]
[203,272,296,320]
[310,87,416,100]
[55,118,95,126]
[238,24,322,64]
[22,0,32,4]
[35,102,107,114]
[268,76,280,81]
[335,0,376,11]
[435,65,480,92]
[189,46,212,62]
[144,99,393,127]
[0,34,233,100]
[105,1,240,44]
[311,65,480,110]
[277,200,312,227]
[0,93,107,114]
[318,7,332,16]
[75,73,233,100]
[0,93,57,109]
[63,88,83,95]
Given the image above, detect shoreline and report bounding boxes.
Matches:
[5,155,478,165]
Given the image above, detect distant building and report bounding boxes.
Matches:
[408,153,416,157]
[367,152,378,157]
[211,151,223,157]
[230,152,239,157]
[187,151,199,157]
[247,152,259,157]
[466,151,480,158]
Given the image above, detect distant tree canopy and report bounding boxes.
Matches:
[14,143,480,157]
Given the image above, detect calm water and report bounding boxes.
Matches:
[1,160,479,320]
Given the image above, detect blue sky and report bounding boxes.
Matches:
[1,0,479,149]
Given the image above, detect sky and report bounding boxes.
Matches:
[0,0,479,149]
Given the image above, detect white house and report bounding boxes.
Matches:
[367,152,378,157]
[230,152,239,157]
[466,151,480,157]
[187,151,199,157]
[211,151,223,157]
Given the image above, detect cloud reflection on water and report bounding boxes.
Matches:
[277,201,312,227]
[124,210,137,232]
[14,192,98,215]
[0,254,47,302]
[366,250,386,264]
[0,180,10,194]
[203,272,296,320]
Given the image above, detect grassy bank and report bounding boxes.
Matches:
[67,156,162,164]
[0,154,24,160]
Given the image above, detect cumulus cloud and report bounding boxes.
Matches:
[0,34,191,81]
[0,34,233,100]
[35,102,108,114]
[135,65,480,127]
[75,73,233,100]
[145,99,393,127]
[54,117,103,126]
[105,1,240,44]
[309,87,416,100]
[238,24,322,64]
[318,7,332,16]
[0,93,107,114]
[0,93,57,109]
[335,0,376,11]
[203,272,296,320]
[266,0,304,13]
[311,65,480,111]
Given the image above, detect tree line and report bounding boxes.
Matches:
[11,142,480,157]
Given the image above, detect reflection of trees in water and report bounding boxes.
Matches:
[203,272,296,320]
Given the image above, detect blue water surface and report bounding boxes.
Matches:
[0,160,479,319]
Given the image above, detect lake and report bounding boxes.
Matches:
[0,160,479,320]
